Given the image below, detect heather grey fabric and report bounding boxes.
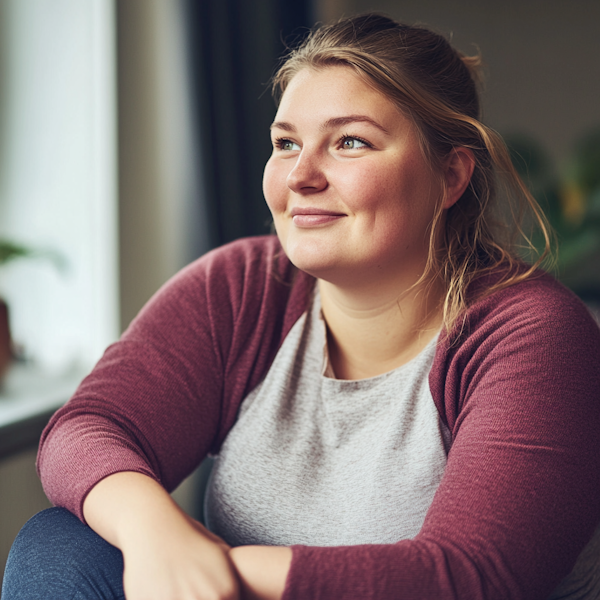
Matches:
[204,289,450,547]
[549,524,600,600]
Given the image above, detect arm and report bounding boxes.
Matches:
[84,471,292,600]
[280,279,600,599]
[84,471,293,600]
[83,471,240,600]
[37,239,309,597]
[229,546,292,600]
[38,237,310,520]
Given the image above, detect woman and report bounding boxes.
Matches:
[4,13,600,600]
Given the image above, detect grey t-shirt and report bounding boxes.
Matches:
[204,288,600,600]
[204,289,450,547]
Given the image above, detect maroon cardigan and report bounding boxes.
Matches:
[38,236,600,600]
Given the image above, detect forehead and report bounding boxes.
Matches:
[275,66,404,124]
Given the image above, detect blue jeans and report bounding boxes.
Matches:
[2,507,125,599]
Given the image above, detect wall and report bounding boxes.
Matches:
[315,0,600,167]
[117,0,209,330]
[0,451,50,589]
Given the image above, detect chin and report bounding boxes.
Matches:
[280,228,345,264]
[286,255,336,278]
[287,252,363,285]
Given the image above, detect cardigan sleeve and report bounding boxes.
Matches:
[37,236,311,522]
[282,275,600,600]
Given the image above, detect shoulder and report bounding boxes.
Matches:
[467,269,595,332]
[92,236,315,453]
[125,236,313,338]
[157,235,294,297]
[121,236,315,399]
[430,270,600,429]
[447,269,599,357]
[189,235,288,274]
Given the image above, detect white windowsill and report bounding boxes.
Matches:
[0,362,89,458]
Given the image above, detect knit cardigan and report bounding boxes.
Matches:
[38,235,600,600]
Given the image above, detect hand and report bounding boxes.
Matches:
[83,472,241,600]
[229,546,292,600]
[188,515,232,554]
[122,517,240,600]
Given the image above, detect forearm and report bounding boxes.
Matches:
[83,471,200,551]
[229,546,292,600]
[83,471,240,600]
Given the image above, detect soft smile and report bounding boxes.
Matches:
[290,207,347,228]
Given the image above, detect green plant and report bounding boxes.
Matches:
[0,239,67,271]
[0,240,67,369]
[506,129,600,298]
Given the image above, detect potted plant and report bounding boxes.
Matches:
[507,129,600,321]
[0,240,65,378]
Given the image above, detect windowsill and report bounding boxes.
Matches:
[0,362,89,460]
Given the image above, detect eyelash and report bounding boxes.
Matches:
[273,134,373,151]
[273,137,295,150]
[338,134,372,149]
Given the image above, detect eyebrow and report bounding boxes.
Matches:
[270,115,390,135]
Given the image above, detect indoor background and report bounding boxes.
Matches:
[0,0,598,585]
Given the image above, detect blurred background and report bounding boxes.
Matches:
[0,0,598,585]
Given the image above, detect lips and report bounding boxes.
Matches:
[290,207,346,227]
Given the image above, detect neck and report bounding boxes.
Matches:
[318,275,445,380]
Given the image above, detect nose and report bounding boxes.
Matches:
[286,149,327,195]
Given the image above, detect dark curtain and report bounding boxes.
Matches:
[185,0,313,249]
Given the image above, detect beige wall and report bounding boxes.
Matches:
[0,450,51,585]
[117,0,208,330]
[316,0,600,167]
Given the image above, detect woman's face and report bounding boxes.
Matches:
[263,66,443,286]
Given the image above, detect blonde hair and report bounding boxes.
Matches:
[272,14,553,332]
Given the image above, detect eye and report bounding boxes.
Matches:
[274,138,300,151]
[340,136,370,150]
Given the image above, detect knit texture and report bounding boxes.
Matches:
[37,236,600,600]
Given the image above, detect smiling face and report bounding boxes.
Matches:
[263,66,444,288]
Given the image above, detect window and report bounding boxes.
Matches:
[0,0,118,374]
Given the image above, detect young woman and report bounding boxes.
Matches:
[4,13,600,600]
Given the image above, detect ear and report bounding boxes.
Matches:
[442,147,475,209]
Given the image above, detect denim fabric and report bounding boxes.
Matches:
[2,507,125,599]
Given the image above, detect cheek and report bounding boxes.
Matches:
[262,158,288,214]
[336,163,405,217]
